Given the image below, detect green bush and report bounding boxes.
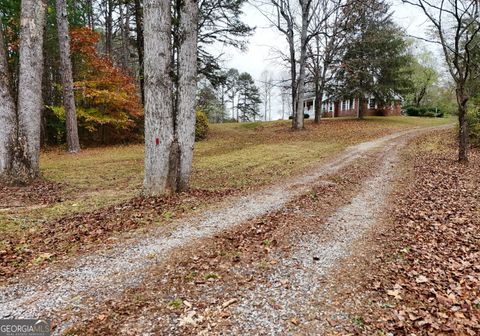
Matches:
[45,106,67,145]
[403,105,443,118]
[195,110,209,141]
[467,109,480,147]
[288,113,310,120]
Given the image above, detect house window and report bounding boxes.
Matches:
[350,99,354,109]
[369,98,376,109]
[342,100,348,111]
[329,102,333,112]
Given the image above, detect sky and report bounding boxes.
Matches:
[211,0,440,120]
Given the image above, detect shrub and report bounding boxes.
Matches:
[195,110,209,141]
[467,109,480,147]
[403,105,444,118]
[46,105,143,146]
[69,27,143,145]
[288,113,310,120]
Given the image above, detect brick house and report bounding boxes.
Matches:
[303,94,402,118]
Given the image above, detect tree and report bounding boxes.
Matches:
[336,0,413,118]
[407,50,438,107]
[237,72,262,122]
[69,27,143,143]
[279,75,292,120]
[306,0,349,123]
[133,0,144,104]
[257,0,337,129]
[176,0,199,191]
[143,0,174,195]
[225,68,240,120]
[0,0,47,183]
[259,70,274,121]
[263,0,303,128]
[143,0,199,195]
[402,0,480,162]
[131,0,253,101]
[56,0,80,153]
[0,21,16,180]
[197,84,227,123]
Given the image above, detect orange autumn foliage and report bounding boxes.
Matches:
[69,27,143,136]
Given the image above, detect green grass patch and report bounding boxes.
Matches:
[0,116,455,234]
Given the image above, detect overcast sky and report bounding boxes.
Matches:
[214,0,439,120]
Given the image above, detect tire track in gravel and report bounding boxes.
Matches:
[228,130,431,335]
[0,126,450,334]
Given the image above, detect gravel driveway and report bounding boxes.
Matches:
[0,126,447,335]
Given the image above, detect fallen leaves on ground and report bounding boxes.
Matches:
[0,188,236,281]
[338,131,480,335]
[63,153,380,335]
[0,180,63,208]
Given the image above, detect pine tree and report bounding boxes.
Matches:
[237,72,262,122]
[336,0,413,118]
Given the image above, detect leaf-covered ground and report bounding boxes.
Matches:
[63,146,382,335]
[61,128,480,336]
[0,189,237,282]
[0,117,451,282]
[321,130,480,335]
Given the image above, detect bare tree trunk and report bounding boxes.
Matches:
[56,0,80,153]
[314,60,328,124]
[105,0,113,56]
[288,38,296,120]
[13,0,47,182]
[87,0,94,29]
[0,22,17,180]
[120,2,131,72]
[294,0,308,130]
[143,0,174,195]
[358,96,366,119]
[134,0,145,104]
[457,88,468,163]
[175,0,198,191]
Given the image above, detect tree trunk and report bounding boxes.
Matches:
[314,35,322,124]
[288,36,296,121]
[0,22,17,180]
[175,0,198,191]
[143,0,174,196]
[105,0,113,56]
[14,0,47,182]
[358,96,366,119]
[457,88,468,163]
[87,0,94,29]
[134,0,145,104]
[120,2,131,72]
[56,0,80,153]
[294,0,308,130]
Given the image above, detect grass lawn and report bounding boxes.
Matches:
[1,116,454,230]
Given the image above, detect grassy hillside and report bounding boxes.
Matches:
[2,117,453,228]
